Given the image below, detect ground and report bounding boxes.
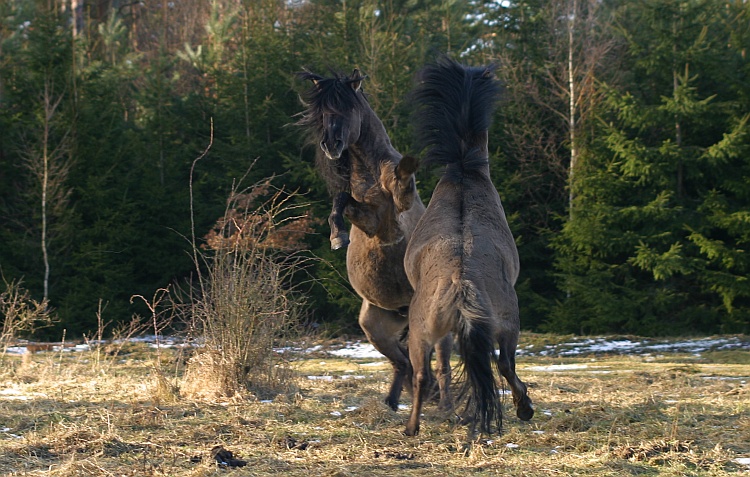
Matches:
[0,334,748,476]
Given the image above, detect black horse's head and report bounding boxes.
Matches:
[297,69,368,160]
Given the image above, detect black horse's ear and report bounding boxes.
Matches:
[350,68,363,92]
[297,71,324,88]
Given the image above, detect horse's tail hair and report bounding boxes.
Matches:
[412,55,501,172]
[453,279,501,435]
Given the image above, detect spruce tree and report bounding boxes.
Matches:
[550,0,749,334]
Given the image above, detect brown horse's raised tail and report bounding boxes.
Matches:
[412,56,501,174]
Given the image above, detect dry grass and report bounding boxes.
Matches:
[0,336,748,476]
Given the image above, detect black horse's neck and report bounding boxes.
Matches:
[350,105,400,168]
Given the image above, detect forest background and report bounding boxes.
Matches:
[0,0,748,339]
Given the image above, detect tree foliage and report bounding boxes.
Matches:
[0,0,748,337]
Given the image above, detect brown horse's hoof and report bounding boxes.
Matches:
[330,234,350,250]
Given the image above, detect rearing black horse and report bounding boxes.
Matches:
[296,69,453,412]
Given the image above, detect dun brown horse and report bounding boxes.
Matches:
[404,57,534,437]
[296,69,452,411]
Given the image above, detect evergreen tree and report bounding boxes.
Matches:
[550,0,749,334]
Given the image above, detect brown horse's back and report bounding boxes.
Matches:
[405,171,519,337]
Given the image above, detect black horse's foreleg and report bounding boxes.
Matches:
[329,191,351,250]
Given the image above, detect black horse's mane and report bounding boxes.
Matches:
[411,56,501,174]
[295,69,369,195]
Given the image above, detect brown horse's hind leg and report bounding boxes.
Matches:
[405,331,432,436]
[357,301,410,411]
[435,333,454,413]
[329,191,350,250]
[497,335,534,422]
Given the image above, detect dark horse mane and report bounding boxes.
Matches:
[295,69,369,195]
[411,56,501,178]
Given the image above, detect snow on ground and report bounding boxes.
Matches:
[514,336,750,358]
[329,336,750,359]
[4,335,749,358]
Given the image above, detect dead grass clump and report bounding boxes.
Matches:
[46,456,113,477]
[613,439,693,462]
[150,368,181,405]
[549,409,594,432]
[181,350,244,400]
[348,397,400,428]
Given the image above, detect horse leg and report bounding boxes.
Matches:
[405,325,432,436]
[329,191,350,250]
[357,301,409,411]
[390,155,419,213]
[343,197,382,239]
[434,333,454,413]
[497,334,534,422]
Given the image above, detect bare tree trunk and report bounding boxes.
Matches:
[19,76,72,305]
[41,86,52,302]
[37,81,68,303]
[567,0,577,219]
[536,0,613,219]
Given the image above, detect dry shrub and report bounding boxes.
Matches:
[181,179,314,401]
[0,276,54,352]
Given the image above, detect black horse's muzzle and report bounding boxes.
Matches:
[320,139,344,160]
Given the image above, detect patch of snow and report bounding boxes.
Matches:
[307,375,333,381]
[526,364,590,372]
[4,346,28,355]
[330,411,342,417]
[339,375,366,380]
[0,388,47,400]
[532,430,545,434]
[276,344,323,354]
[734,458,750,467]
[328,341,384,359]
[506,443,520,448]
[344,406,359,412]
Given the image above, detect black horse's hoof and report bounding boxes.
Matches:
[331,234,350,250]
[517,405,534,422]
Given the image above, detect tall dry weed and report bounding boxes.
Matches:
[180,171,315,401]
[0,276,54,355]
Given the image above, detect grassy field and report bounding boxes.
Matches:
[1,334,748,476]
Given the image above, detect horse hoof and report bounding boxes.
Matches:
[384,398,399,412]
[404,425,419,437]
[330,235,350,250]
[517,406,534,422]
